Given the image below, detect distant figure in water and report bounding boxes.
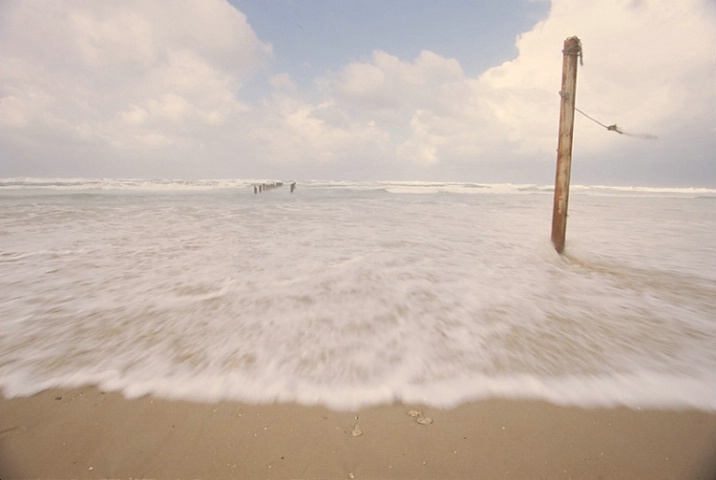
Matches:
[290,182,296,193]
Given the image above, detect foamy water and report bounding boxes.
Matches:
[1,178,715,411]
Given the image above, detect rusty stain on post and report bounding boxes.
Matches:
[551,36,582,254]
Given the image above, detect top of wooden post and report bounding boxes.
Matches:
[562,36,583,64]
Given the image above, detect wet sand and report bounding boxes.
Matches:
[2,387,715,479]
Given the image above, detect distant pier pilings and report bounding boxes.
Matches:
[253,181,297,194]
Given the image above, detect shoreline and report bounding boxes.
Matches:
[2,387,715,479]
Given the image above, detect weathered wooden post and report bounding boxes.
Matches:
[551,36,582,254]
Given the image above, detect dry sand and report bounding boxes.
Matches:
[2,387,715,479]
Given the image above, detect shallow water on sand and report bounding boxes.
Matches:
[1,179,715,410]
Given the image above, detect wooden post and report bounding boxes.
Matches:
[551,36,582,254]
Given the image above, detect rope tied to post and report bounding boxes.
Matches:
[574,107,658,139]
[561,36,655,140]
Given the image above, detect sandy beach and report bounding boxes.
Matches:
[1,387,714,479]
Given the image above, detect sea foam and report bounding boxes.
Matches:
[1,179,715,411]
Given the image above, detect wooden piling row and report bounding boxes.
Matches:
[253,181,297,194]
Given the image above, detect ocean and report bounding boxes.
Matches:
[1,178,714,411]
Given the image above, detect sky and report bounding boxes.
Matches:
[0,0,714,186]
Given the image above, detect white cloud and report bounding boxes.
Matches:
[309,0,715,182]
[0,0,271,172]
[499,0,715,152]
[0,0,713,184]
